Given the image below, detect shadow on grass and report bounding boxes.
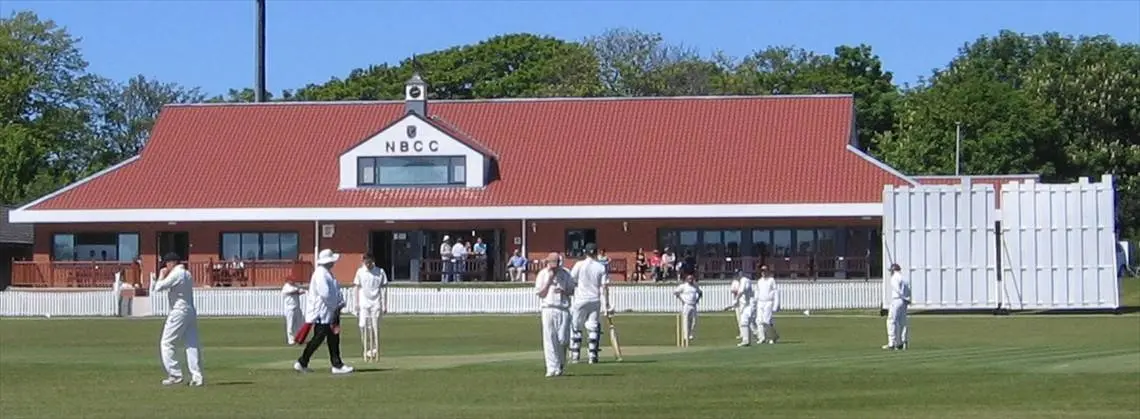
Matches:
[612,359,656,364]
[351,368,390,374]
[214,381,254,386]
[565,372,615,377]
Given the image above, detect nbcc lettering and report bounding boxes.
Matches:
[385,140,439,153]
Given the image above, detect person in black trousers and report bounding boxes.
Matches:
[294,249,355,374]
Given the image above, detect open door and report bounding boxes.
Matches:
[156,231,190,271]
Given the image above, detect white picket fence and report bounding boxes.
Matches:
[0,281,880,317]
[882,175,1120,311]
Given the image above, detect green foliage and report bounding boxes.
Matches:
[0,12,1136,236]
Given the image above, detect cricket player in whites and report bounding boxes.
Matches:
[753,265,780,344]
[731,270,757,347]
[536,253,575,377]
[153,253,204,386]
[884,263,912,350]
[569,243,611,364]
[282,281,306,345]
[354,254,388,361]
[673,273,702,342]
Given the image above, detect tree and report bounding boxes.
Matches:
[293,34,603,101]
[585,28,722,96]
[0,11,99,205]
[876,30,1140,238]
[82,75,206,171]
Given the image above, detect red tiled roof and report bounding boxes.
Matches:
[29,96,914,210]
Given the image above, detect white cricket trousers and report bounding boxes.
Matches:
[285,306,303,344]
[160,308,202,380]
[736,304,756,344]
[886,299,909,346]
[755,300,778,341]
[680,304,697,339]
[540,307,570,375]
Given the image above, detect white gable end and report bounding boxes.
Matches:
[339,114,487,189]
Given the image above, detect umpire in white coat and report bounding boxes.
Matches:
[153,252,204,386]
[294,249,354,374]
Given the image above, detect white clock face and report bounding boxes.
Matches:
[409,86,422,98]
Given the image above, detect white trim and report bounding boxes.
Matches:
[844,145,918,186]
[14,156,141,212]
[9,203,882,223]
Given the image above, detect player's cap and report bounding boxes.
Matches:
[161,252,181,264]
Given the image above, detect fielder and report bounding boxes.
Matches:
[536,253,574,377]
[281,281,306,345]
[884,263,912,350]
[753,265,780,344]
[152,252,204,386]
[568,243,610,364]
[673,273,702,342]
[354,254,388,361]
[731,270,757,347]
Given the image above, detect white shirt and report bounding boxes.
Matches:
[354,265,388,308]
[888,272,912,302]
[674,282,702,306]
[306,265,342,324]
[153,264,195,312]
[755,277,779,305]
[535,267,574,309]
[281,282,303,310]
[451,244,468,259]
[731,276,755,307]
[569,258,609,303]
[440,243,452,258]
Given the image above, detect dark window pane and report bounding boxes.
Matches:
[772,230,792,257]
[221,233,242,260]
[751,229,771,257]
[451,157,466,183]
[724,230,742,257]
[117,233,140,262]
[795,229,815,255]
[241,233,260,259]
[816,229,837,256]
[262,233,281,259]
[53,234,75,261]
[678,230,699,258]
[701,230,722,258]
[565,229,596,258]
[280,233,300,260]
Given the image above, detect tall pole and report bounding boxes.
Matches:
[954,122,962,176]
[255,0,267,102]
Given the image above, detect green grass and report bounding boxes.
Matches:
[1,313,1138,419]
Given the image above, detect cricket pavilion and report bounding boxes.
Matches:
[10,74,929,289]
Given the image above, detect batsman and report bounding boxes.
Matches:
[568,243,611,364]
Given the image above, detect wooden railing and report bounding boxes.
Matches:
[631,256,873,281]
[421,258,490,282]
[11,261,142,288]
[184,260,313,288]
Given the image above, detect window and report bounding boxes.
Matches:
[357,156,466,187]
[816,229,837,256]
[723,230,742,258]
[564,229,597,258]
[772,230,792,257]
[51,233,140,262]
[751,229,771,258]
[220,232,300,260]
[677,230,699,257]
[794,229,815,256]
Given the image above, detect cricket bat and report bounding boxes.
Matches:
[605,312,623,361]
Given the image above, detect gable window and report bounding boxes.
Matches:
[52,233,140,262]
[565,229,597,258]
[220,232,300,260]
[357,156,466,187]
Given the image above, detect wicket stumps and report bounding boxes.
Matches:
[675,314,689,347]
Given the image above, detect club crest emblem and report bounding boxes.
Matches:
[406,125,417,139]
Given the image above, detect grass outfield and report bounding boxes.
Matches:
[1,313,1138,419]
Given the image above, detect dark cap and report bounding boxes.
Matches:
[161,253,182,264]
[584,243,598,255]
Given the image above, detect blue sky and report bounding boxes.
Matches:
[4,0,1138,96]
